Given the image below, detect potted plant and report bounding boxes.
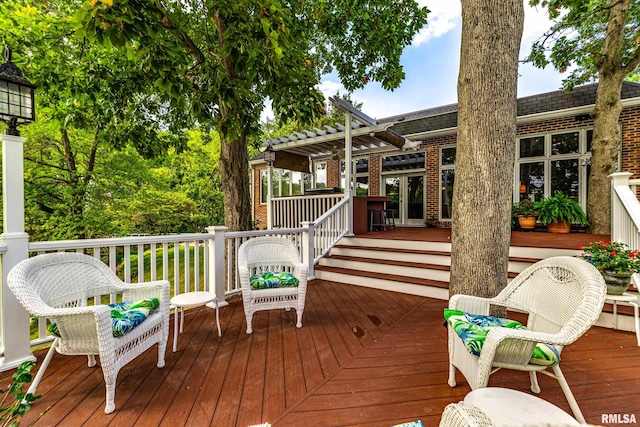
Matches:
[0,360,42,426]
[579,241,640,295]
[535,191,588,233]
[425,215,438,228]
[512,199,537,231]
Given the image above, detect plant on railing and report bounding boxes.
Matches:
[579,241,640,275]
[0,361,44,426]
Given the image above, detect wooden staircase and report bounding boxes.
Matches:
[314,235,582,300]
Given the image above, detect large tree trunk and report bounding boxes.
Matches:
[219,134,252,231]
[449,1,523,299]
[587,0,633,235]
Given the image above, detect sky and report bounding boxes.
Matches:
[313,1,567,121]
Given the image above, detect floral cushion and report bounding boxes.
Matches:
[49,298,160,338]
[391,421,424,427]
[444,309,560,366]
[250,271,299,290]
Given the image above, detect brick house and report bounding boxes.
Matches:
[250,82,640,230]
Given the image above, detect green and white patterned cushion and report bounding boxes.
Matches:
[444,309,560,366]
[49,298,160,338]
[250,271,299,290]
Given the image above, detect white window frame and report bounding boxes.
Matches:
[514,128,593,211]
[439,145,456,222]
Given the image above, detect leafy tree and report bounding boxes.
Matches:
[76,0,429,231]
[0,0,192,238]
[527,0,640,234]
[450,1,524,300]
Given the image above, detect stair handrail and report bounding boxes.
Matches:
[610,173,640,248]
[301,196,350,278]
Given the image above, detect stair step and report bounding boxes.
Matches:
[322,253,522,278]
[314,265,449,288]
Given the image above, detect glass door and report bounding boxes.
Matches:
[384,174,424,226]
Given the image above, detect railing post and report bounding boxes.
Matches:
[267,165,273,229]
[0,134,35,371]
[610,172,634,242]
[301,221,315,279]
[206,226,229,307]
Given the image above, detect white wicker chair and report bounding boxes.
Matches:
[447,256,606,424]
[439,403,495,427]
[237,236,308,334]
[7,252,170,414]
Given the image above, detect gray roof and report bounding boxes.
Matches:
[389,81,640,136]
[252,81,640,162]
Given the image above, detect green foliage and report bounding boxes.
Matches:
[512,199,538,217]
[535,191,588,226]
[0,361,42,427]
[527,0,640,89]
[580,241,640,274]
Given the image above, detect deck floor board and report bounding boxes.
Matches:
[5,279,639,427]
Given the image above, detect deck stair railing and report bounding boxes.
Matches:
[301,196,351,277]
[610,172,640,249]
[271,194,343,229]
[610,172,640,288]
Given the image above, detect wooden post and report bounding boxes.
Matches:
[0,134,35,371]
[301,221,315,279]
[206,226,229,307]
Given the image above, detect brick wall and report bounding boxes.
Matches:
[253,165,267,229]
[249,104,640,229]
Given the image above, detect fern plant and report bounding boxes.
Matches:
[535,191,588,226]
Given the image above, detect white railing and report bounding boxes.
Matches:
[11,220,346,350]
[27,233,217,347]
[271,193,343,229]
[610,172,640,249]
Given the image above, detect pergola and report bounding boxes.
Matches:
[261,97,420,230]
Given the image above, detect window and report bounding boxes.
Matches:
[516,129,592,210]
[315,162,327,189]
[340,158,369,195]
[440,147,456,220]
[260,169,310,203]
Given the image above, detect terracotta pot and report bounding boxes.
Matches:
[547,220,570,234]
[517,215,537,230]
[602,271,632,295]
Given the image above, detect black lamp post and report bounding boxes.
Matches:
[264,142,276,165]
[0,47,36,136]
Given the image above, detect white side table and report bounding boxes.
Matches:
[170,291,221,352]
[463,387,579,426]
[604,292,640,346]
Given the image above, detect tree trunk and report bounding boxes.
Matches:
[586,0,632,235]
[450,1,523,299]
[219,134,252,231]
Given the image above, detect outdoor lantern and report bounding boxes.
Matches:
[0,47,36,136]
[264,142,276,165]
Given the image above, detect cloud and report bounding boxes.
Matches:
[413,0,461,46]
[317,79,346,98]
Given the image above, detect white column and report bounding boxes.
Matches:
[206,226,229,307]
[0,134,35,371]
[267,164,273,229]
[344,112,354,236]
[300,221,315,279]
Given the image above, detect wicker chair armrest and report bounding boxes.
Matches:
[292,263,308,281]
[477,327,566,370]
[449,294,498,315]
[440,402,495,427]
[48,305,112,342]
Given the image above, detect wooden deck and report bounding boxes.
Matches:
[355,226,610,250]
[6,279,640,427]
